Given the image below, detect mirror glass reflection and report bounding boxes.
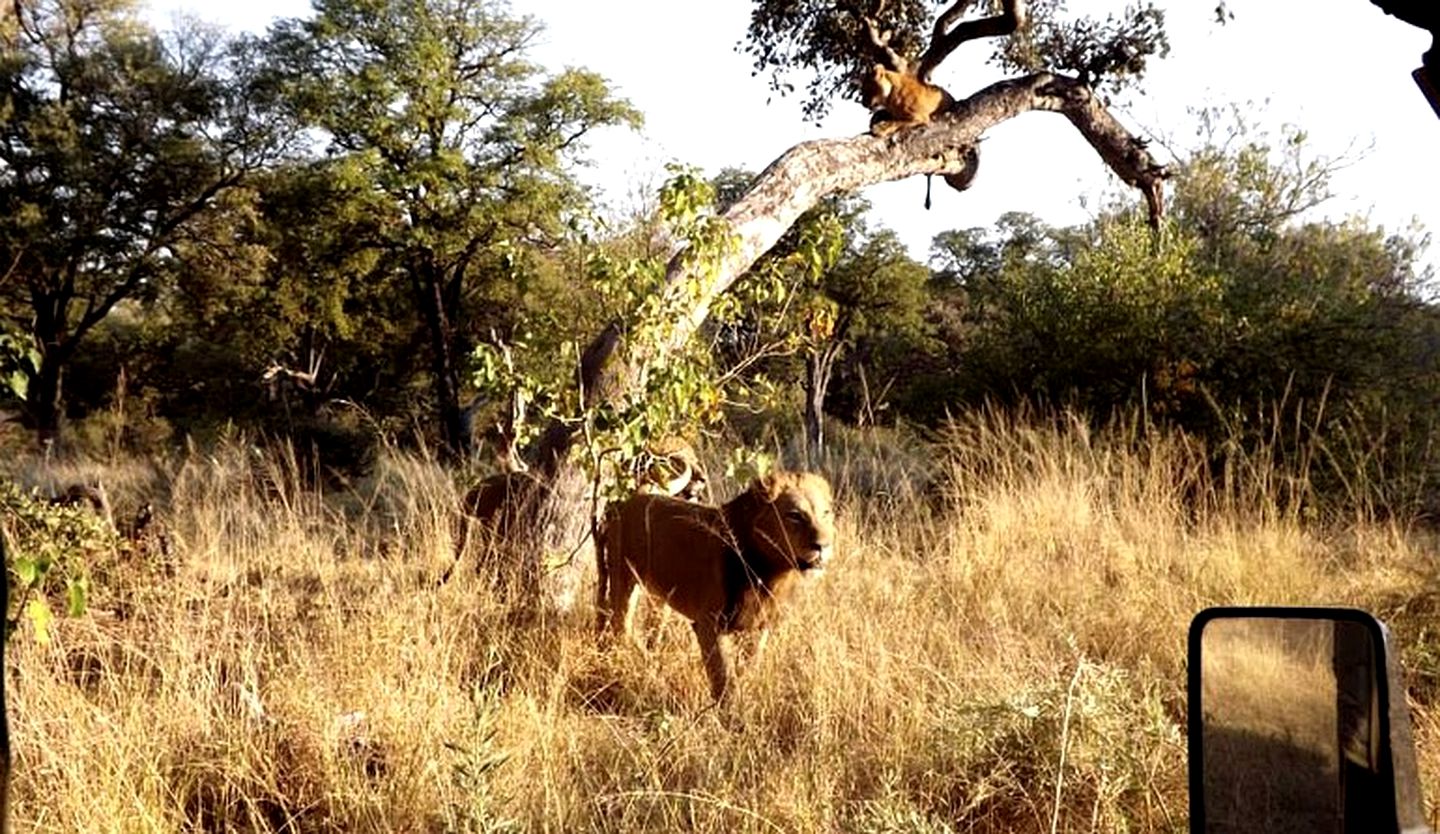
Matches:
[1199,616,1384,834]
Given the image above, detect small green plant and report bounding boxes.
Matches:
[444,680,517,834]
[0,481,113,642]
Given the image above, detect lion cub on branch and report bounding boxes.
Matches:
[597,471,836,702]
[863,64,954,136]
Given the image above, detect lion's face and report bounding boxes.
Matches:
[746,472,836,573]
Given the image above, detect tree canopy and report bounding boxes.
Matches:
[743,0,1170,120]
[254,0,640,458]
[1,0,276,444]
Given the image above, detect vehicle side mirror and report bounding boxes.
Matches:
[1417,65,1440,120]
[1188,607,1431,834]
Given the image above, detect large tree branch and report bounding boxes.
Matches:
[917,0,1027,81]
[72,170,245,344]
[928,0,980,59]
[534,71,1166,474]
[1034,77,1167,225]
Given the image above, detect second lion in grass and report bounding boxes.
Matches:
[596,470,836,701]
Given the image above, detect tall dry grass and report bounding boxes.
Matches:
[4,411,1439,833]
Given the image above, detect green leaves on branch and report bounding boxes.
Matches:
[0,481,111,643]
[588,169,743,491]
[469,332,551,449]
[466,169,754,498]
[996,0,1170,95]
[630,166,741,352]
[741,0,1173,120]
[660,166,741,277]
[0,332,39,402]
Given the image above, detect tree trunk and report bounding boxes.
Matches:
[804,348,837,464]
[804,362,824,464]
[25,354,63,453]
[413,262,471,461]
[22,285,71,451]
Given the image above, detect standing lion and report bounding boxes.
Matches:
[596,470,836,701]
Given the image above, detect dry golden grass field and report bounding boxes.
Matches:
[4,409,1439,833]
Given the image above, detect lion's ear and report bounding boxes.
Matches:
[751,472,782,502]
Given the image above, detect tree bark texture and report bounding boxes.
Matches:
[26,354,63,452]
[24,291,70,449]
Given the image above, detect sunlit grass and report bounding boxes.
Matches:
[4,410,1439,832]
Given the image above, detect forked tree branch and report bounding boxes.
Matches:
[862,17,907,71]
[534,71,1166,474]
[917,0,1027,81]
[930,0,980,53]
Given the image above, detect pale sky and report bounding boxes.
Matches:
[148,0,1437,274]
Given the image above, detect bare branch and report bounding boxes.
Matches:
[1030,76,1167,226]
[0,250,22,293]
[916,0,1027,81]
[262,360,320,389]
[859,12,907,71]
[931,0,979,46]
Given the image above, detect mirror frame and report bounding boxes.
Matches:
[1188,606,1430,834]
